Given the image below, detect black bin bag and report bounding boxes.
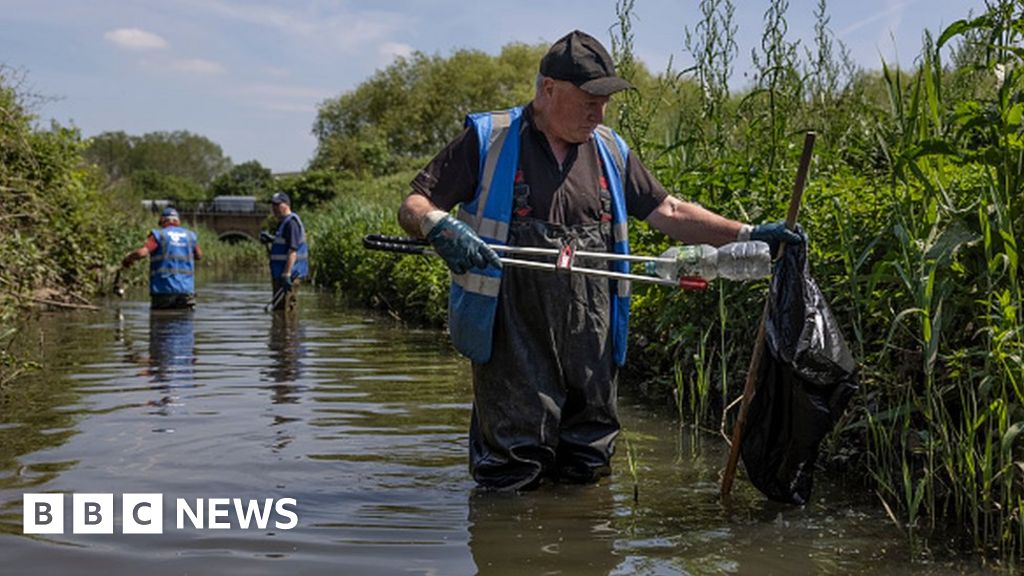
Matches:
[740,240,858,505]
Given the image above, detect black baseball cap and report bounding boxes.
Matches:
[539,30,632,96]
[270,192,291,205]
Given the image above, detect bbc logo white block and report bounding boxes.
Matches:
[23,493,64,534]
[73,493,114,534]
[122,494,163,534]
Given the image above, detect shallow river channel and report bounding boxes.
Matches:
[0,279,994,575]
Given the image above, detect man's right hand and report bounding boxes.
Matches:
[278,273,293,292]
[424,214,502,274]
[259,231,274,245]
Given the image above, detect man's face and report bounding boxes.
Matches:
[272,202,286,218]
[546,80,610,143]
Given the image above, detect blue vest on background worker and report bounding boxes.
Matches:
[448,106,632,366]
[269,213,309,279]
[149,226,197,295]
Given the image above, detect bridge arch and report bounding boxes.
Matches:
[217,230,257,243]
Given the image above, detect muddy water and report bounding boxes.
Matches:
[0,279,990,575]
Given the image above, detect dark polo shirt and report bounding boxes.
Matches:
[410,105,668,226]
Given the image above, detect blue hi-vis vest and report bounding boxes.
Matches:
[149,226,197,295]
[448,107,632,366]
[270,213,309,279]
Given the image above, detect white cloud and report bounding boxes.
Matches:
[837,0,916,37]
[172,58,225,75]
[379,41,413,62]
[184,0,412,52]
[104,27,168,50]
[230,82,334,114]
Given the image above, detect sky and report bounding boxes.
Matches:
[1,0,988,173]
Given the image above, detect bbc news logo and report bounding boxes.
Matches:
[23,494,298,534]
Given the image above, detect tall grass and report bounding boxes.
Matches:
[304,171,450,325]
[611,0,1024,558]
[297,0,1023,557]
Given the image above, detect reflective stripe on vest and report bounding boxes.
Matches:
[269,213,310,279]
[149,226,196,295]
[448,107,632,366]
[594,124,632,366]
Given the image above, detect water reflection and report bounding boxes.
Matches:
[0,281,994,575]
[141,309,196,421]
[147,309,196,384]
[468,485,620,575]
[265,310,303,395]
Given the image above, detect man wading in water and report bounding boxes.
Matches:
[122,207,203,310]
[399,30,803,491]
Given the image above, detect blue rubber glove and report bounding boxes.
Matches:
[751,221,806,253]
[425,214,502,275]
[279,273,293,292]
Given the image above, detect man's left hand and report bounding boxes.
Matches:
[279,273,293,292]
[751,221,806,253]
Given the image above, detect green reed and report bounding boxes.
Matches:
[288,0,1024,557]
[609,0,1024,559]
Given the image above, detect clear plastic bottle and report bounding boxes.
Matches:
[715,240,771,280]
[648,241,771,281]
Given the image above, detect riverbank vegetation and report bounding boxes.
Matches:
[303,0,1023,560]
[0,67,264,385]
[3,0,1021,560]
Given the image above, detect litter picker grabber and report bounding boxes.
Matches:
[264,287,287,313]
[720,131,816,499]
[362,234,711,291]
[113,267,125,298]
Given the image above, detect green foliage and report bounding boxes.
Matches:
[304,2,1023,555]
[209,160,274,198]
[311,43,547,175]
[608,0,1024,558]
[189,222,265,270]
[83,129,232,190]
[1,66,147,382]
[274,169,343,210]
[304,171,450,325]
[122,169,206,203]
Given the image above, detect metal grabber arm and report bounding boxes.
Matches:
[361,234,710,291]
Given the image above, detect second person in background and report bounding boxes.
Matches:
[261,192,309,312]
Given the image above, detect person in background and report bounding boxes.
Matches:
[260,192,309,312]
[122,206,203,310]
[398,30,804,491]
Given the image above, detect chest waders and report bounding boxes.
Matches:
[470,218,619,490]
[269,214,309,313]
[464,110,630,491]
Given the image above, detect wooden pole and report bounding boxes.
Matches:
[720,131,816,499]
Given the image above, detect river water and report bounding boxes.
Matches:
[0,279,993,575]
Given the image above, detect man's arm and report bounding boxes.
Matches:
[283,250,297,279]
[193,244,203,261]
[645,195,743,247]
[122,234,158,268]
[398,193,444,238]
[121,246,150,268]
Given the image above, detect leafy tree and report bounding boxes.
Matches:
[312,42,546,175]
[124,169,205,203]
[81,130,134,182]
[0,65,141,311]
[275,169,342,210]
[84,129,232,189]
[209,160,273,197]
